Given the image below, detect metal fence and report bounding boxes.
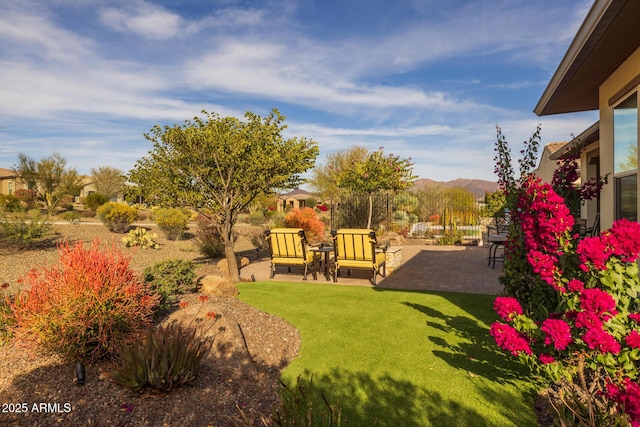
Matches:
[328,191,488,241]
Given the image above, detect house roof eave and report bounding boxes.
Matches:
[535,0,640,116]
[550,121,600,160]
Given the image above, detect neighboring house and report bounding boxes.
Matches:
[533,142,569,184]
[0,167,28,195]
[77,176,97,199]
[277,189,316,212]
[535,0,640,230]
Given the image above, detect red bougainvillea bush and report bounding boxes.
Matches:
[491,177,640,425]
[10,239,159,364]
[283,207,325,243]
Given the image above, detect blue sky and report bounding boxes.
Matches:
[0,0,599,182]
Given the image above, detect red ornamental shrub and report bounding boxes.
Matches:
[491,177,640,424]
[283,207,325,243]
[10,239,159,363]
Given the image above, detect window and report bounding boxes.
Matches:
[614,92,638,221]
[8,182,12,195]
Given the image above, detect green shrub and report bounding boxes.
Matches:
[0,194,22,212]
[13,189,38,210]
[84,192,110,211]
[9,240,159,363]
[437,227,463,245]
[248,210,266,225]
[96,202,137,233]
[153,208,189,240]
[105,319,215,393]
[60,210,81,224]
[122,227,159,249]
[0,209,51,248]
[143,259,197,311]
[236,375,344,426]
[195,218,225,258]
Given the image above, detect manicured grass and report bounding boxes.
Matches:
[237,281,541,427]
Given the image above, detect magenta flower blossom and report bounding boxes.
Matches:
[572,310,603,330]
[626,330,640,349]
[567,279,584,293]
[539,354,555,364]
[494,297,523,321]
[577,236,609,271]
[490,323,532,356]
[541,318,573,350]
[607,219,640,263]
[580,288,617,318]
[583,328,621,354]
[613,378,640,425]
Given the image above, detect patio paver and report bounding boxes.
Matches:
[239,244,504,295]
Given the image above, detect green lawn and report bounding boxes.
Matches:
[236,282,541,427]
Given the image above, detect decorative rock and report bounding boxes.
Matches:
[379,232,405,246]
[200,275,239,296]
[216,256,250,274]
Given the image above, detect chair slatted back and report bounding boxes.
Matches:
[333,229,376,261]
[266,228,307,259]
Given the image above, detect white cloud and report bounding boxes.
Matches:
[99,1,182,39]
[0,6,94,61]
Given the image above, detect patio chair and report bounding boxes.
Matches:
[331,229,386,285]
[487,211,510,269]
[265,228,319,280]
[579,213,600,238]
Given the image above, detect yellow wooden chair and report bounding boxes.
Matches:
[331,229,386,285]
[265,228,319,280]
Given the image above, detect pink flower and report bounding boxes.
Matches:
[493,297,523,321]
[572,311,603,329]
[539,354,555,364]
[626,330,640,349]
[607,219,640,263]
[583,328,621,354]
[577,236,610,271]
[541,318,573,350]
[616,378,640,425]
[490,322,532,357]
[580,288,617,318]
[630,313,640,323]
[567,279,584,293]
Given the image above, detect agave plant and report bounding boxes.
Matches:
[105,321,214,392]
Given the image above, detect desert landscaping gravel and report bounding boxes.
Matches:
[0,221,300,426]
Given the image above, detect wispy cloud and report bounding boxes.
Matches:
[99,1,182,39]
[0,0,599,181]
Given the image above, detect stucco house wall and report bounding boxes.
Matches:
[598,46,640,229]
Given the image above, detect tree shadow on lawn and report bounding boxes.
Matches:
[398,292,540,424]
[289,367,535,427]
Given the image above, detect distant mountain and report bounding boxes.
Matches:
[410,178,499,195]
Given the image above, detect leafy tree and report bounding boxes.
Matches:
[128,109,319,282]
[14,152,83,214]
[336,148,416,228]
[310,146,369,202]
[91,166,126,199]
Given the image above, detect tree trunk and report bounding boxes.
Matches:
[224,240,240,282]
[221,220,240,283]
[367,193,373,229]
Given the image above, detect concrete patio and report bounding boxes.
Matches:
[239,244,504,295]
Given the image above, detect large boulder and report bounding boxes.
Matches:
[215,256,250,275]
[200,275,239,296]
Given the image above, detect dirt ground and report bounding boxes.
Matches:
[0,221,300,426]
